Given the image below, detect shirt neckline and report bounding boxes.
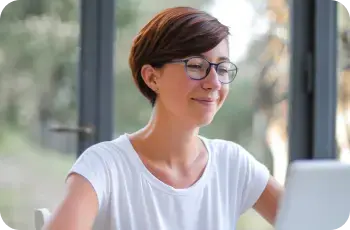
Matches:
[120,133,213,196]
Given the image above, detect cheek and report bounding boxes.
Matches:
[162,68,197,98]
[165,79,197,102]
[219,86,229,104]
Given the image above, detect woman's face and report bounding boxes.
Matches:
[154,39,230,127]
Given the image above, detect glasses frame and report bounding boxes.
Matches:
[169,56,238,84]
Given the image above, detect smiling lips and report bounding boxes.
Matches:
[191,97,218,105]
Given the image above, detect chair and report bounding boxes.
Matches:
[34,208,51,230]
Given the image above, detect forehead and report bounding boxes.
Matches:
[201,39,229,62]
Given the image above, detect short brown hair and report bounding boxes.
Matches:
[129,7,230,106]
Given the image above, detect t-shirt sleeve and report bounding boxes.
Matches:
[66,144,111,210]
[237,145,270,215]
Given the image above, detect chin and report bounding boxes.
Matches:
[193,115,215,127]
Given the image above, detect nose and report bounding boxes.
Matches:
[201,66,222,90]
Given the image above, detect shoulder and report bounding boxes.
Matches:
[200,136,271,214]
[68,133,133,186]
[200,136,253,165]
[75,133,132,165]
[201,136,269,176]
[67,134,132,209]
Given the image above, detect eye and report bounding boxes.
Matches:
[218,62,235,74]
[187,64,203,69]
[186,57,208,70]
[218,67,228,72]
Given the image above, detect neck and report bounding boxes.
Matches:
[132,103,202,166]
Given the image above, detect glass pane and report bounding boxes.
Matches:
[337,3,350,163]
[115,1,290,230]
[0,1,78,229]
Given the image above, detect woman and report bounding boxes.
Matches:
[45,6,283,230]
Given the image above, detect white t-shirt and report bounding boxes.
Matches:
[67,134,270,230]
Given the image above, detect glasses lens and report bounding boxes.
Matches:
[217,62,237,83]
[185,57,209,79]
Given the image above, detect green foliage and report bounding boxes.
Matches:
[0,0,141,131]
[2,0,78,21]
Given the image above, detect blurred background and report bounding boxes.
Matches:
[0,0,348,229]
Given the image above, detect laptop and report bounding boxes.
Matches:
[274,159,350,230]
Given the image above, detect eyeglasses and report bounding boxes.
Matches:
[169,56,238,84]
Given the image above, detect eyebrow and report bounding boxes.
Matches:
[217,56,230,62]
[197,54,230,62]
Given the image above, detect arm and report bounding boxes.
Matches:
[43,173,99,230]
[253,176,284,225]
[234,144,284,225]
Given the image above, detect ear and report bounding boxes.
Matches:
[140,64,160,92]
